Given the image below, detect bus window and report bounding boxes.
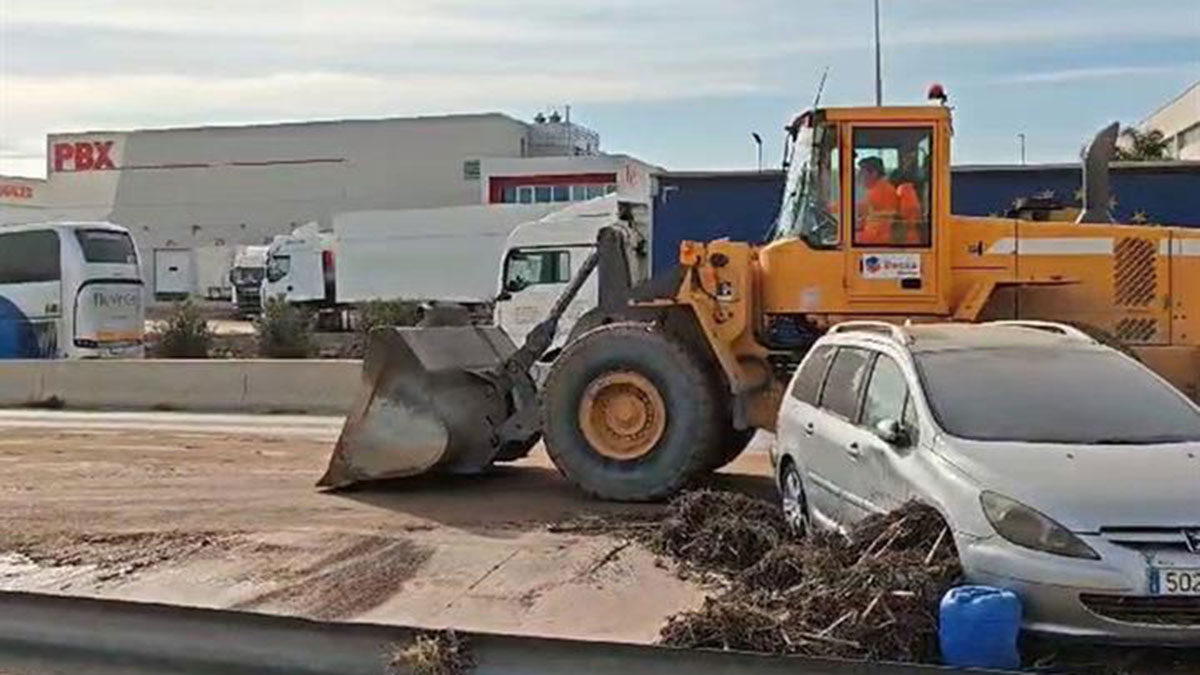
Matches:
[75,229,138,264]
[0,230,61,284]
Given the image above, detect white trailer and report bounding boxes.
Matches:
[332,203,557,306]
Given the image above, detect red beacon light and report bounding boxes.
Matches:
[927,83,948,105]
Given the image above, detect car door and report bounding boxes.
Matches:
[805,346,873,530]
[777,343,836,498]
[844,353,917,519]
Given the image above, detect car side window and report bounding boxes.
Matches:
[818,347,872,421]
[861,355,909,430]
[790,345,836,405]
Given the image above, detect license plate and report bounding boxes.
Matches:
[1152,568,1200,596]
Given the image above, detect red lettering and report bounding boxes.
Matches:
[93,141,115,170]
[53,142,74,171]
[74,142,95,170]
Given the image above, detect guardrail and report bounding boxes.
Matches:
[0,591,1004,675]
[0,360,361,414]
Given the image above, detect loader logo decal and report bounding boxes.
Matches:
[860,253,920,280]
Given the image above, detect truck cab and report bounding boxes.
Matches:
[496,195,649,354]
[261,224,335,306]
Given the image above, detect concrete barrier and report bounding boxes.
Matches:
[0,360,361,414]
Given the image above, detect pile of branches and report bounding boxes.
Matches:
[653,489,788,574]
[659,496,962,663]
[389,630,473,675]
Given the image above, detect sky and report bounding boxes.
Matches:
[0,0,1197,178]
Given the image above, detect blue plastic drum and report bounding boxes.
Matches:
[939,585,1022,669]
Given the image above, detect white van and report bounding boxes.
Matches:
[0,221,144,359]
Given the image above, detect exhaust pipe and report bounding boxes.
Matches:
[1077,122,1119,224]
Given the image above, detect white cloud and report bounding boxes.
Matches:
[996,64,1196,84]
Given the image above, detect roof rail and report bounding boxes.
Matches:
[985,320,1096,343]
[828,321,912,344]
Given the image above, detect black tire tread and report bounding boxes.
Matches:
[541,322,720,501]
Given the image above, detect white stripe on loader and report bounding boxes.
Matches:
[986,237,1114,256]
[1167,239,1200,257]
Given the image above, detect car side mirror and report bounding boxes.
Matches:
[505,278,528,293]
[496,290,512,302]
[874,419,911,448]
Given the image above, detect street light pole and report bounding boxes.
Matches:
[751,132,764,172]
[874,0,883,106]
[1018,133,1027,165]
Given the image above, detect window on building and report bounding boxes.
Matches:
[852,127,933,248]
[498,182,616,204]
[586,185,605,199]
[0,230,61,284]
[517,186,534,204]
[462,159,481,180]
[552,185,570,202]
[534,186,552,203]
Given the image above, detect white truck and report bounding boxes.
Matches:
[494,195,649,354]
[261,205,558,319]
[260,197,649,338]
[229,245,270,315]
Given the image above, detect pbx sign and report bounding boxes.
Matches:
[52,140,118,172]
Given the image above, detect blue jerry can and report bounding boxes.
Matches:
[939,585,1022,669]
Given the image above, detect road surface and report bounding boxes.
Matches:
[0,409,775,644]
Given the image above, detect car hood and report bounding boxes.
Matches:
[936,438,1200,532]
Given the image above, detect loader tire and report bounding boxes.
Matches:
[542,322,720,501]
[708,425,757,471]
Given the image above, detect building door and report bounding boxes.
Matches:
[154,248,192,300]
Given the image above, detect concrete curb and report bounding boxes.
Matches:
[0,360,361,414]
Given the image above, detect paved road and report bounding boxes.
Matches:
[0,409,773,644]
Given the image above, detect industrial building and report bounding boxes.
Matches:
[0,111,655,301]
[1140,80,1200,160]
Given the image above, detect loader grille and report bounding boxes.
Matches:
[1115,317,1159,343]
[1080,594,1200,626]
[1113,237,1158,308]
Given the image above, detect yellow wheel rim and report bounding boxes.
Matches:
[579,371,667,461]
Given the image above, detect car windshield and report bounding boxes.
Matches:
[916,347,1200,444]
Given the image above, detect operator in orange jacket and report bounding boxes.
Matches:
[855,156,900,245]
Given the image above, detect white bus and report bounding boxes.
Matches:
[0,222,144,359]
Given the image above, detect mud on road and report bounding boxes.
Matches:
[0,421,776,643]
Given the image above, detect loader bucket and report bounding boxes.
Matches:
[318,326,519,489]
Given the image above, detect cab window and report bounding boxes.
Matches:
[503,249,570,291]
[790,345,836,405]
[852,127,933,248]
[818,347,872,420]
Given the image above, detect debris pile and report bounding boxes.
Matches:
[389,630,474,675]
[658,494,961,663]
[653,489,787,574]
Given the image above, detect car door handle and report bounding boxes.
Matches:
[846,441,861,458]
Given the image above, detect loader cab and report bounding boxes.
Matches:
[763,105,952,316]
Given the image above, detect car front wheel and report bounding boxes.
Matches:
[780,462,809,536]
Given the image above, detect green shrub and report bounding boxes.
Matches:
[357,299,421,334]
[155,300,212,358]
[255,296,316,358]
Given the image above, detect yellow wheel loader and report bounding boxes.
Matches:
[321,95,1200,501]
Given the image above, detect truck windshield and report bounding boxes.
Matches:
[773,121,839,248]
[916,347,1200,444]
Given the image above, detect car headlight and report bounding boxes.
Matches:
[980,491,1099,560]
